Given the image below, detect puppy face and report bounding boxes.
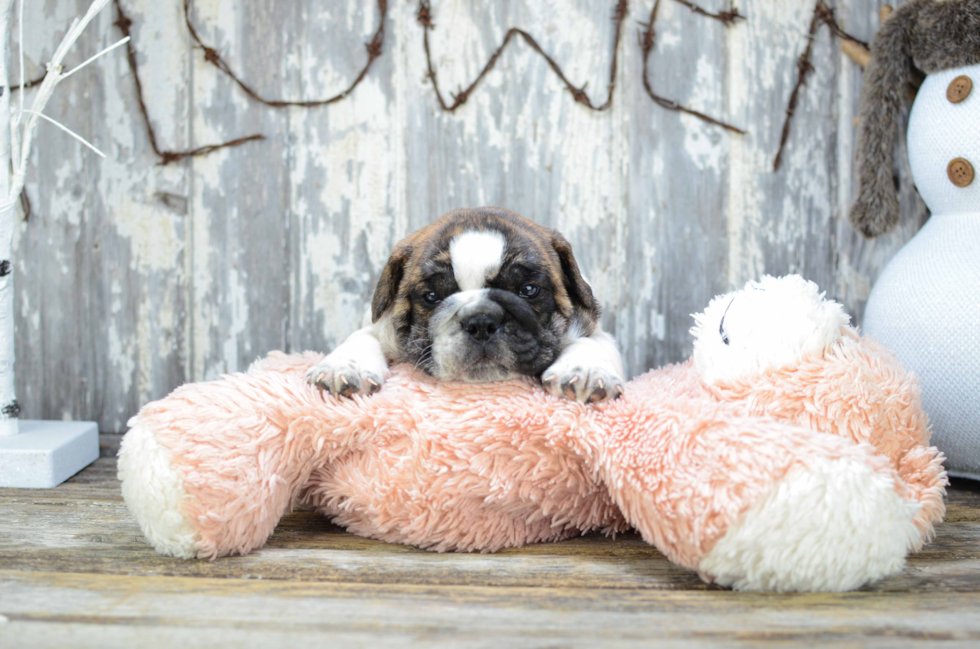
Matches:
[372,207,599,382]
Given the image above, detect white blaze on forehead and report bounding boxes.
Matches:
[449,230,506,291]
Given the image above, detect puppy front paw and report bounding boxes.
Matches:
[542,364,624,404]
[305,358,384,398]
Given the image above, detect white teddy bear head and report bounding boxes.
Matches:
[691,275,850,385]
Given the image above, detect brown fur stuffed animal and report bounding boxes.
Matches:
[850,0,980,237]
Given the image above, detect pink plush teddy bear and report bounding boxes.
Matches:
[118,275,946,592]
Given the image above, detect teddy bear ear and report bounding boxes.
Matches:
[849,6,913,238]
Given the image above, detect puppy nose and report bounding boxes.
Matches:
[463,314,502,341]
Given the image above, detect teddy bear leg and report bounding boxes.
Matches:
[119,411,342,560]
[896,445,949,545]
[117,364,371,559]
[698,453,921,592]
[600,402,922,592]
[117,421,200,559]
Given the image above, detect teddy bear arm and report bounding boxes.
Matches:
[599,396,921,592]
[118,369,373,559]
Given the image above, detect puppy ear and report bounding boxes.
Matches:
[371,243,411,322]
[551,231,601,332]
[849,6,913,238]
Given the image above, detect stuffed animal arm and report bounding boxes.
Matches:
[118,275,946,592]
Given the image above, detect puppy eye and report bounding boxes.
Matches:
[423,291,441,305]
[518,284,539,298]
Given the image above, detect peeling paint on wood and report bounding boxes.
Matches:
[12,0,928,431]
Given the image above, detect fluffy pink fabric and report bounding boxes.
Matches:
[126,328,945,571]
[703,329,946,542]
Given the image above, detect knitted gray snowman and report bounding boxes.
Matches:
[851,0,980,478]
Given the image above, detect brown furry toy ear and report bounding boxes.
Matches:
[371,243,412,323]
[849,0,980,237]
[849,3,915,238]
[550,231,601,334]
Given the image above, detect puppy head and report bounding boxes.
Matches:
[372,207,599,382]
[691,275,850,385]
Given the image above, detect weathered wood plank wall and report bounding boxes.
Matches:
[14,0,927,432]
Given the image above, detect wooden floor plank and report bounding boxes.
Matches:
[2,461,980,593]
[2,520,980,593]
[2,453,980,646]
[2,571,980,648]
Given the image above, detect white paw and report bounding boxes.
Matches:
[118,421,199,559]
[542,363,624,404]
[698,456,920,592]
[305,357,384,398]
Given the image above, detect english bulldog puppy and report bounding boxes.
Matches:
[305,207,625,403]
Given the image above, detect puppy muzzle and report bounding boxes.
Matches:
[429,289,546,381]
[458,289,539,344]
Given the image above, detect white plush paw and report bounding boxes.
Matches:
[698,456,920,592]
[542,363,624,404]
[118,421,199,559]
[305,357,384,398]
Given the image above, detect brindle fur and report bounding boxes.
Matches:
[372,207,600,378]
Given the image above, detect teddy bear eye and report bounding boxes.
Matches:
[719,297,734,346]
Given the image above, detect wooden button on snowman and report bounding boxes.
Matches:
[850,1,980,480]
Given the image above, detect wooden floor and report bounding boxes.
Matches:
[2,437,980,648]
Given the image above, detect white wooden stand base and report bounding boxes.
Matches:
[0,421,99,488]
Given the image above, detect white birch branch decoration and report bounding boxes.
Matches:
[0,0,126,436]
